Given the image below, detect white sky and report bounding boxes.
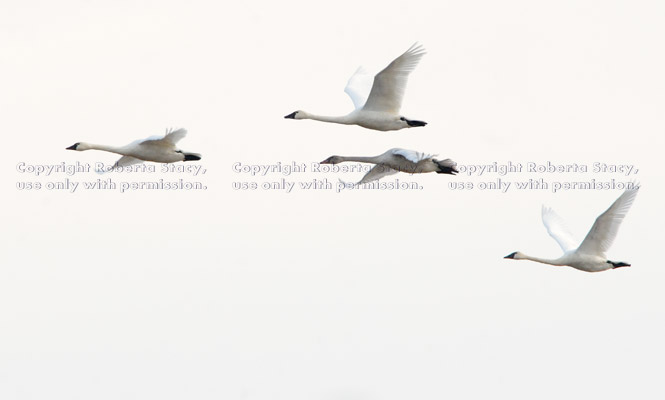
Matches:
[2,1,665,399]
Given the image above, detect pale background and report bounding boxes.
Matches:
[2,1,665,399]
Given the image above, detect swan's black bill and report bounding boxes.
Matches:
[608,260,631,268]
[184,154,202,161]
[284,112,297,119]
[66,143,80,150]
[504,252,517,259]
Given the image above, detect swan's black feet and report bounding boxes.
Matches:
[607,260,631,268]
[400,117,427,127]
[436,166,458,175]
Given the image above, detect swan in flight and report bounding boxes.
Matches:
[504,187,639,272]
[66,128,201,168]
[320,148,457,185]
[285,43,427,131]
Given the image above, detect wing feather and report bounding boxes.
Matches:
[576,187,639,256]
[357,164,399,185]
[541,205,578,253]
[390,148,435,164]
[361,43,426,113]
[142,128,188,146]
[344,67,373,110]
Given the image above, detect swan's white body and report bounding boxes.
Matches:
[66,128,201,168]
[320,148,457,185]
[285,44,427,131]
[505,187,639,272]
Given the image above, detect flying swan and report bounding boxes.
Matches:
[320,148,458,185]
[285,43,427,131]
[504,186,639,272]
[66,128,201,168]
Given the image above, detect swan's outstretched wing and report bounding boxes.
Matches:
[542,206,578,253]
[357,164,399,185]
[361,43,426,114]
[97,155,145,174]
[344,67,373,110]
[390,148,435,164]
[113,155,145,168]
[576,187,639,256]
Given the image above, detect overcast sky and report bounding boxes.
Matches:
[2,1,665,399]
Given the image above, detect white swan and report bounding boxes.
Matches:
[66,128,201,168]
[285,43,427,131]
[320,148,457,185]
[504,186,639,272]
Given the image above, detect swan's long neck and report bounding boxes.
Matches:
[303,112,355,125]
[84,143,125,154]
[518,253,566,266]
[339,156,382,164]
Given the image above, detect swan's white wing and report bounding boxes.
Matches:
[361,43,426,113]
[357,164,399,185]
[142,128,188,146]
[96,155,145,174]
[390,148,435,164]
[130,135,162,146]
[576,187,639,256]
[113,155,145,168]
[344,67,373,110]
[162,128,187,145]
[541,205,578,253]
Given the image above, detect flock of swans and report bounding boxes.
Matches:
[65,43,639,273]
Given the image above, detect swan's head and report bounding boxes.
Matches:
[504,251,526,260]
[399,117,427,128]
[66,142,91,151]
[284,110,305,120]
[320,156,344,165]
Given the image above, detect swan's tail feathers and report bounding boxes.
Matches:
[435,158,458,175]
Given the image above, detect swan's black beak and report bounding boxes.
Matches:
[66,143,80,150]
[504,252,517,259]
[284,112,297,119]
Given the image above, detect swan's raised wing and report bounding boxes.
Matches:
[576,187,639,256]
[361,43,426,114]
[357,164,399,185]
[390,148,435,164]
[542,206,578,253]
[344,67,373,110]
[162,128,187,145]
[142,128,188,146]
